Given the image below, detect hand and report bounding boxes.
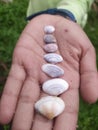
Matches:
[0,14,98,130]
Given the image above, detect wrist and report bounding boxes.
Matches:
[26,8,76,23]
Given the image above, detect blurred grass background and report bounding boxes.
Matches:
[0,0,98,130]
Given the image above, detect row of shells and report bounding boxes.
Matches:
[35,25,69,119]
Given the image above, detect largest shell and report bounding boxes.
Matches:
[35,96,65,119]
[42,78,69,96]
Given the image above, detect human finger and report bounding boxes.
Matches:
[53,69,79,130]
[54,89,79,130]
[32,93,53,130]
[80,45,98,103]
[0,63,25,124]
[32,113,53,130]
[11,77,40,130]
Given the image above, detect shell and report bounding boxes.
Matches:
[35,96,65,119]
[44,34,56,43]
[44,53,63,64]
[44,25,55,34]
[42,64,64,78]
[42,78,69,96]
[43,44,58,53]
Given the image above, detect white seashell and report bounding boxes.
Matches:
[42,64,64,78]
[35,96,65,119]
[44,34,56,43]
[44,25,55,34]
[42,78,69,96]
[44,53,63,64]
[44,44,58,53]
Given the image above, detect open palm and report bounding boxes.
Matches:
[0,15,98,130]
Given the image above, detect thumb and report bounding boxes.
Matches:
[80,45,98,103]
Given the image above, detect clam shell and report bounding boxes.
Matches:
[42,78,69,96]
[35,96,65,119]
[44,44,58,53]
[42,64,64,78]
[44,53,63,64]
[44,25,55,34]
[44,34,56,43]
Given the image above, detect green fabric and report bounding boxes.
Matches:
[27,0,94,27]
[27,0,60,16]
[57,0,94,27]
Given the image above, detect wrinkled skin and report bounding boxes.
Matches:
[0,15,98,130]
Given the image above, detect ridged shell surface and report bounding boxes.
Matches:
[44,53,63,64]
[42,64,64,78]
[42,78,69,96]
[44,25,55,34]
[44,44,58,53]
[44,34,56,43]
[35,96,65,119]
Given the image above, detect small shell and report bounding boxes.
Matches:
[42,78,69,96]
[42,64,64,78]
[44,53,63,64]
[35,96,65,119]
[44,25,55,34]
[44,44,58,53]
[44,34,56,43]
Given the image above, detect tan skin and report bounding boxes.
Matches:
[0,14,98,130]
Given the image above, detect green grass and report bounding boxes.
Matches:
[0,0,28,91]
[0,1,98,130]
